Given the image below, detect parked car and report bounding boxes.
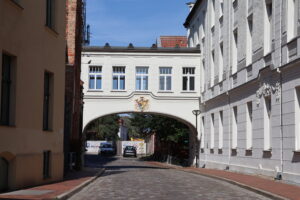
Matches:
[98,143,115,155]
[123,146,137,157]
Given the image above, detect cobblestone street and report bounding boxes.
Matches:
[69,155,272,200]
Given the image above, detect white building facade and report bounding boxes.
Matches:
[81,45,201,163]
[185,0,300,183]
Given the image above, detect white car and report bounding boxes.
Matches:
[98,143,115,155]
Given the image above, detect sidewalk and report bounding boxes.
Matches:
[147,161,300,200]
[0,168,104,200]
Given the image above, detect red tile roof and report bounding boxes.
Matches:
[158,36,188,48]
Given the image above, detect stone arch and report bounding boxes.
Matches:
[83,111,199,166]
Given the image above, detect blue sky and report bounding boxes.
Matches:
[86,0,190,47]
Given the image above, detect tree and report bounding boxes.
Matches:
[85,115,120,141]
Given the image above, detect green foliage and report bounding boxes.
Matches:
[85,115,120,141]
[129,113,190,143]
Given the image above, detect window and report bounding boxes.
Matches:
[219,111,223,149]
[232,106,238,149]
[182,67,195,91]
[136,67,148,91]
[1,55,11,125]
[43,72,53,131]
[295,87,300,151]
[233,0,238,11]
[159,67,172,91]
[211,50,215,84]
[89,66,102,90]
[232,29,238,74]
[201,60,205,92]
[287,0,296,41]
[46,0,55,29]
[246,101,253,149]
[219,0,224,17]
[43,151,51,179]
[201,116,205,149]
[211,0,215,27]
[112,67,125,90]
[264,0,272,55]
[210,113,215,149]
[246,14,253,66]
[219,42,224,81]
[263,96,271,150]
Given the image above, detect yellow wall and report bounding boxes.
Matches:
[0,0,66,190]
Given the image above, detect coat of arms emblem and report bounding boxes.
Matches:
[135,97,149,112]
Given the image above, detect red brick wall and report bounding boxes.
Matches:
[65,0,84,171]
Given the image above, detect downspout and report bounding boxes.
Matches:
[277,0,284,180]
[227,0,232,170]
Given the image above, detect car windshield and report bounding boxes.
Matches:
[100,144,112,148]
[125,146,135,150]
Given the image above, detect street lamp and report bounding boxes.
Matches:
[192,109,201,167]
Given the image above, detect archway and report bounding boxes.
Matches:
[83,111,199,167]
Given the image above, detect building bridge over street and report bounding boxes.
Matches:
[81,45,201,164]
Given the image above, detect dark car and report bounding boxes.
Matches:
[123,146,137,157]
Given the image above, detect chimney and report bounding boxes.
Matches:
[186,2,195,11]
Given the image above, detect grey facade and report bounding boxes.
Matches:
[185,0,300,183]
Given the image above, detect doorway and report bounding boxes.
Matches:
[0,157,8,192]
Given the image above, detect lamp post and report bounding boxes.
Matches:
[192,109,201,167]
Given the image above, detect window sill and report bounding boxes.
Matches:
[135,90,150,93]
[111,90,127,92]
[157,91,173,93]
[263,149,272,152]
[181,91,197,93]
[0,124,16,128]
[7,0,24,10]
[45,26,58,37]
[87,90,103,92]
[43,129,53,133]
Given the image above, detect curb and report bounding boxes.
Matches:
[53,168,105,200]
[147,162,289,200]
[180,169,289,200]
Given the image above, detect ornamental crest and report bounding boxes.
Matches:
[135,97,149,112]
[256,82,281,105]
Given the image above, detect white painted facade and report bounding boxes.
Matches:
[81,46,201,164]
[185,0,300,183]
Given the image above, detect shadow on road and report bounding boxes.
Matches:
[84,154,117,168]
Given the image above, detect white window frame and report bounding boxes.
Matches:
[182,67,195,92]
[159,67,172,91]
[246,101,253,150]
[88,66,102,90]
[232,106,238,149]
[263,96,272,151]
[112,66,126,91]
[246,14,253,66]
[201,116,205,149]
[135,67,149,91]
[218,110,223,149]
[287,0,296,42]
[264,0,272,55]
[219,42,224,81]
[211,50,215,84]
[211,113,215,149]
[295,87,300,151]
[232,29,238,74]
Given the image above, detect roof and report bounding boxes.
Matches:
[82,45,200,54]
[184,0,203,28]
[157,36,188,48]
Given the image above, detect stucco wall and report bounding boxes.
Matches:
[0,0,66,189]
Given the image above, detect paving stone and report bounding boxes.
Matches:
[70,157,272,200]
